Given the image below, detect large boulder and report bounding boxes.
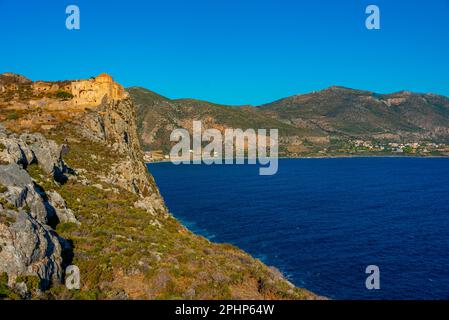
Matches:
[20,133,70,181]
[0,163,79,226]
[0,131,71,183]
[0,134,35,167]
[0,209,64,290]
[0,164,49,224]
[46,190,79,225]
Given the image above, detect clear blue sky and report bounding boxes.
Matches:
[0,0,448,105]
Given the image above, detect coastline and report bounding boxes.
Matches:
[146,154,449,164]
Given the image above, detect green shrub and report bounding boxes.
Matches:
[0,272,20,300]
[16,275,40,292]
[56,90,74,100]
[56,222,79,234]
[0,198,17,211]
[6,112,18,121]
[0,184,7,193]
[0,213,16,226]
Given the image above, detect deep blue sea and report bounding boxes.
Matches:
[147,158,449,300]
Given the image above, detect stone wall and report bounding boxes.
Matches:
[71,73,128,106]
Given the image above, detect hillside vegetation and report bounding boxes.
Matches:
[131,86,449,158]
[0,73,318,300]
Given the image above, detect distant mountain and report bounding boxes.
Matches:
[260,86,449,141]
[129,87,309,153]
[129,86,449,158]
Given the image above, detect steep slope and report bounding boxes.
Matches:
[129,87,320,155]
[260,86,449,142]
[0,73,317,300]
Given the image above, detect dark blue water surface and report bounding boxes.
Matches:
[147,158,449,300]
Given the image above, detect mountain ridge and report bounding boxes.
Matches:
[130,85,449,159]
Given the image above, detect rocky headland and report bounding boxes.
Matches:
[0,72,318,300]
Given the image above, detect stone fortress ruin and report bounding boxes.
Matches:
[0,72,128,106]
[0,72,129,132]
[70,73,128,105]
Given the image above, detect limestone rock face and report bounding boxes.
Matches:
[46,190,79,225]
[134,194,167,217]
[0,131,71,182]
[0,209,64,290]
[0,133,35,167]
[21,133,69,177]
[77,97,164,199]
[0,164,50,224]
[0,133,77,292]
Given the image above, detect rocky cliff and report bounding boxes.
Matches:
[0,127,77,297]
[0,73,318,300]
